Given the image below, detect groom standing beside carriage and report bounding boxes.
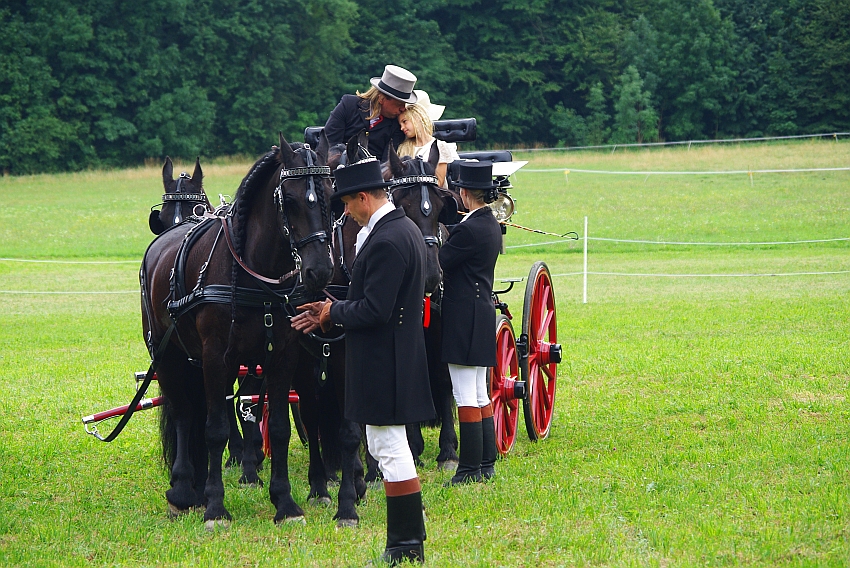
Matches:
[292,153,434,565]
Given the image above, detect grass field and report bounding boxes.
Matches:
[1,139,848,566]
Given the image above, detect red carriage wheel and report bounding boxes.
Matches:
[521,261,561,441]
[490,314,522,455]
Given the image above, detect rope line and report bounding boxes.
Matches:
[0,258,139,264]
[523,166,850,174]
[505,236,850,249]
[510,132,849,153]
[494,270,850,279]
[0,290,137,295]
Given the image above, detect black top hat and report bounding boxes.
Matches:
[332,159,392,200]
[456,161,497,190]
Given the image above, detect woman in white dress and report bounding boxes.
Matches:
[397,91,459,188]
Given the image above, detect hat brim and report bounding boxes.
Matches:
[426,104,445,121]
[457,180,498,190]
[370,77,418,104]
[332,180,393,200]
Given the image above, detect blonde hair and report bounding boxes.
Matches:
[397,104,434,157]
[356,86,383,120]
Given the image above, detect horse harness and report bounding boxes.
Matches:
[101,148,334,443]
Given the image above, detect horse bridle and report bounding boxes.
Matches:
[274,145,333,272]
[389,159,442,248]
[159,172,208,226]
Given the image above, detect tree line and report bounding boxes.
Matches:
[1,0,848,175]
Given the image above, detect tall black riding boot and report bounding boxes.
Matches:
[447,406,483,485]
[382,480,425,565]
[480,404,496,480]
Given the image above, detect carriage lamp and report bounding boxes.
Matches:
[488,191,516,222]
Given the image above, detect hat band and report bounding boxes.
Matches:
[378,80,412,100]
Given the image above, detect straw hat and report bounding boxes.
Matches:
[412,90,445,121]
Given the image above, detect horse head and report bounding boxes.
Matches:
[150,157,209,234]
[273,132,335,294]
[385,142,457,295]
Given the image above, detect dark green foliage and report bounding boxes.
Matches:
[0,0,847,174]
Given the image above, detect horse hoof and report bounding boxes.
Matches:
[308,496,333,507]
[167,502,189,518]
[438,460,459,472]
[204,518,231,532]
[239,479,263,488]
[276,515,306,525]
[336,518,359,529]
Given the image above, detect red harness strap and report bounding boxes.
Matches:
[423,296,431,328]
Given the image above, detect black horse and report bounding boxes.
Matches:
[384,145,462,473]
[141,135,334,528]
[149,156,211,235]
[146,156,266,476]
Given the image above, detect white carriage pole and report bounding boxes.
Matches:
[583,216,588,304]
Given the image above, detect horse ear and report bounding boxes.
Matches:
[388,142,404,177]
[278,132,295,163]
[163,156,174,185]
[427,141,440,172]
[316,130,330,165]
[345,133,360,164]
[357,129,369,154]
[192,157,202,185]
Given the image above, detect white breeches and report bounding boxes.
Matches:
[448,364,490,408]
[366,424,418,482]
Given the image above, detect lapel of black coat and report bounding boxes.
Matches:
[352,207,405,268]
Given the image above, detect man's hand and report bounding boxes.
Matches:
[291,300,333,334]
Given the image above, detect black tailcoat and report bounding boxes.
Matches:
[330,208,435,425]
[324,94,406,161]
[439,207,502,367]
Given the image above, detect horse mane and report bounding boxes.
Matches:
[227,144,300,323]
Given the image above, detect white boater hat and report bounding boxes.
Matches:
[412,90,445,121]
[370,65,418,104]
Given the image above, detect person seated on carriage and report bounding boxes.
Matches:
[438,161,502,485]
[324,64,418,162]
[291,158,434,565]
[397,90,460,189]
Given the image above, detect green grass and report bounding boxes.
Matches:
[1,139,849,566]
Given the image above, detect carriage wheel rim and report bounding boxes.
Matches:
[522,262,557,441]
[492,316,518,455]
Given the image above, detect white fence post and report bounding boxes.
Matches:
[583,216,588,304]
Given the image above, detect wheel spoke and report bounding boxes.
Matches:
[539,308,554,342]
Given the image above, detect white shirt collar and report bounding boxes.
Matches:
[355,200,395,255]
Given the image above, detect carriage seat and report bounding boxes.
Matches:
[457,150,513,163]
[304,126,324,150]
[445,150,514,194]
[305,117,478,149]
[432,118,477,143]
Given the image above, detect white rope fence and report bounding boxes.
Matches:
[511,131,850,153]
[508,217,850,304]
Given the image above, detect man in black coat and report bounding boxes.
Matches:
[323,65,418,161]
[291,157,433,565]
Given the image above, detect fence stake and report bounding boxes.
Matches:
[583,216,588,304]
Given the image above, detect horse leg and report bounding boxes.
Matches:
[201,359,234,529]
[406,423,425,467]
[362,425,382,483]
[295,357,332,506]
[158,357,205,515]
[225,384,244,468]
[435,362,459,470]
[236,372,264,485]
[334,418,364,527]
[267,367,305,524]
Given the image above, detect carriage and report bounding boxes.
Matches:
[83,123,559,490]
